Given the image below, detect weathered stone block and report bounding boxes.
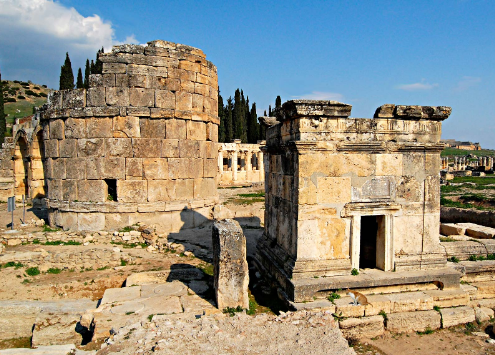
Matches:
[143,158,168,180]
[65,158,85,180]
[62,89,86,108]
[179,140,204,158]
[85,157,103,179]
[316,176,351,203]
[78,213,105,231]
[365,295,392,316]
[374,104,395,118]
[212,219,249,310]
[376,154,403,176]
[440,306,475,328]
[113,116,140,138]
[423,289,469,308]
[155,90,176,109]
[86,118,113,138]
[129,74,152,88]
[148,179,174,202]
[176,91,192,111]
[339,315,384,339]
[334,297,365,318]
[129,88,154,107]
[386,310,441,332]
[62,179,77,201]
[52,158,66,179]
[106,87,129,106]
[132,138,162,158]
[175,179,194,200]
[440,223,466,236]
[86,87,106,107]
[181,80,195,93]
[153,77,180,91]
[386,292,433,313]
[47,179,62,200]
[125,158,142,178]
[65,117,86,139]
[206,122,218,142]
[102,157,125,179]
[77,139,104,157]
[105,138,132,156]
[161,139,179,158]
[117,180,147,202]
[0,303,41,339]
[102,62,126,74]
[150,108,175,118]
[475,307,494,322]
[44,139,59,158]
[204,158,217,178]
[77,180,106,202]
[186,120,206,141]
[165,119,187,140]
[140,118,166,138]
[49,119,65,139]
[126,107,150,117]
[59,139,77,158]
[116,74,129,87]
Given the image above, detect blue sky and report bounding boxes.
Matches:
[1,0,493,148]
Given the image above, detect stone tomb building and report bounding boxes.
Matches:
[39,40,219,232]
[256,101,455,302]
[218,140,265,186]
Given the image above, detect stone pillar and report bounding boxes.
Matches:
[240,151,246,171]
[232,150,238,181]
[212,219,249,310]
[246,151,252,171]
[259,151,264,174]
[218,150,223,173]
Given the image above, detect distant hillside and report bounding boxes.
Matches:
[2,80,51,136]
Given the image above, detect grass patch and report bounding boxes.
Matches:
[3,261,23,269]
[198,262,214,277]
[42,225,60,233]
[351,268,359,276]
[42,240,81,246]
[26,267,40,276]
[417,327,434,335]
[47,267,62,274]
[247,295,258,315]
[111,241,147,249]
[237,192,265,198]
[448,256,460,263]
[379,310,388,321]
[223,306,244,316]
[97,266,109,271]
[119,226,133,233]
[440,236,456,242]
[120,259,128,267]
[327,292,341,304]
[441,148,495,157]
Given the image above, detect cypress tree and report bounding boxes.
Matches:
[0,70,6,144]
[218,91,226,143]
[84,59,90,88]
[264,110,267,116]
[90,60,96,74]
[59,52,74,90]
[225,97,234,143]
[234,89,247,142]
[248,102,259,143]
[76,68,84,89]
[275,95,282,109]
[268,105,272,117]
[93,47,104,75]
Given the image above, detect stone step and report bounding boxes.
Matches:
[0,344,95,354]
[470,281,495,299]
[423,289,470,307]
[458,223,495,239]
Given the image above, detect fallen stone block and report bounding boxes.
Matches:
[334,297,365,318]
[32,312,86,347]
[440,306,475,328]
[364,295,392,316]
[441,223,466,236]
[0,302,41,340]
[475,307,494,322]
[291,299,336,312]
[471,281,495,299]
[339,315,384,339]
[386,310,441,332]
[458,223,495,239]
[99,286,141,305]
[385,291,433,313]
[442,241,487,260]
[212,219,249,310]
[423,289,469,308]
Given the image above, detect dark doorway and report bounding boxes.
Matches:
[359,215,386,270]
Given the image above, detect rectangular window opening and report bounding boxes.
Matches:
[105,179,117,202]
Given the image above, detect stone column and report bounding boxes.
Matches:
[212,219,249,310]
[246,151,252,171]
[240,151,246,171]
[259,151,265,178]
[232,150,238,181]
[218,150,223,173]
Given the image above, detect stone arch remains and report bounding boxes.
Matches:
[13,132,29,201]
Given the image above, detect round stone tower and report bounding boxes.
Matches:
[40,40,219,231]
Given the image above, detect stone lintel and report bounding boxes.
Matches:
[337,142,385,153]
[396,142,445,153]
[341,202,402,218]
[276,100,352,121]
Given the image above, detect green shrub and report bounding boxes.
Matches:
[223,306,244,316]
[469,255,477,261]
[5,98,16,102]
[26,267,40,276]
[379,310,388,321]
[47,268,62,274]
[448,256,460,263]
[3,261,23,269]
[39,92,47,97]
[327,292,341,303]
[17,95,25,100]
[351,268,359,276]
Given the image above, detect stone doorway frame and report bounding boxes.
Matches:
[342,202,401,272]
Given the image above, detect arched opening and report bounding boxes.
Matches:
[14,136,29,201]
[30,130,46,206]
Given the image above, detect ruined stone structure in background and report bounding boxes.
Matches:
[256,100,455,302]
[0,137,14,202]
[39,40,219,231]
[218,139,265,186]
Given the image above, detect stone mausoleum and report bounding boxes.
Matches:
[256,100,457,302]
[39,40,219,232]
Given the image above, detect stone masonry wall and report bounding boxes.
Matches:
[40,40,219,232]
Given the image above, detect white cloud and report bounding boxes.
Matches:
[293,91,345,101]
[397,80,438,91]
[454,76,481,92]
[0,0,138,88]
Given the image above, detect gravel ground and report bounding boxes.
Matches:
[97,310,355,355]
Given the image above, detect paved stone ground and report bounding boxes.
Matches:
[97,311,356,355]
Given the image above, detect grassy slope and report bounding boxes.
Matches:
[441,147,495,157]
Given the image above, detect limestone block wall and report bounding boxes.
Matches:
[257,100,451,284]
[0,138,15,201]
[40,40,219,232]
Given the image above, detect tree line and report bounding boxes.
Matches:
[59,48,104,90]
[218,89,281,144]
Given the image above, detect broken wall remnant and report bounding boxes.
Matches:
[39,40,219,232]
[212,219,249,309]
[256,100,453,302]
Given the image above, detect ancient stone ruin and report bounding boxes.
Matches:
[218,139,265,186]
[38,40,219,232]
[256,100,456,302]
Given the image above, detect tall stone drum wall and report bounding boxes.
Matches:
[40,40,219,232]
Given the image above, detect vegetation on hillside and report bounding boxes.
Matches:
[441,176,495,211]
[441,147,495,157]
